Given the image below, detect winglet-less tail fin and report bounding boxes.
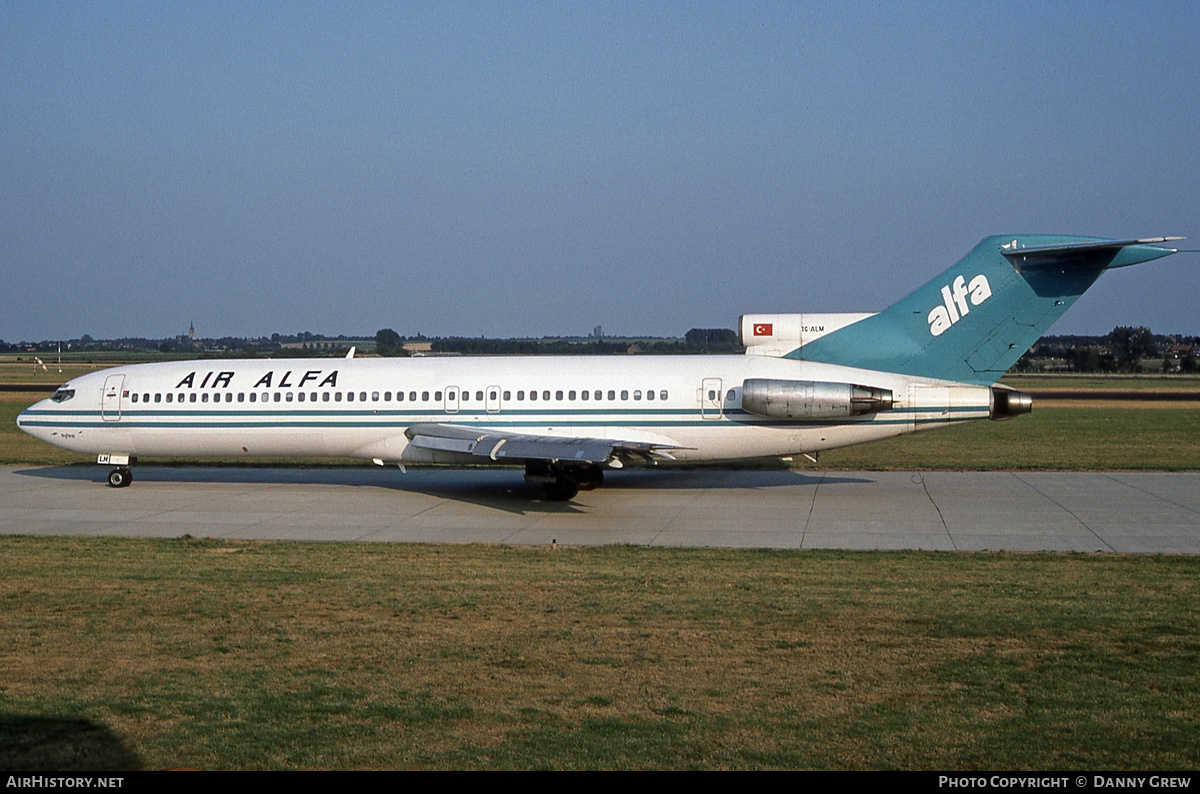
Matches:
[790,235,1182,385]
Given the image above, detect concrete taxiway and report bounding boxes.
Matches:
[1,465,1199,552]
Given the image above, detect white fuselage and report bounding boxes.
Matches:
[17,354,992,465]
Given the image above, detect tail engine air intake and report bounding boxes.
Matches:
[742,379,894,420]
[990,387,1032,420]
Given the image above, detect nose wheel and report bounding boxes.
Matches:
[107,467,133,488]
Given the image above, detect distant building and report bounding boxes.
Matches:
[176,321,201,349]
[1167,343,1200,359]
[280,341,349,350]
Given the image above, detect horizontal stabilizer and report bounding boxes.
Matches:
[1000,237,1183,269]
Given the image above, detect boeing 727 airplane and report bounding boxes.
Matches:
[17,235,1184,500]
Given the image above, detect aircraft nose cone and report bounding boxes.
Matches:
[16,400,46,438]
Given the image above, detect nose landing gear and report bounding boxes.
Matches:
[97,455,135,488]
[106,467,133,488]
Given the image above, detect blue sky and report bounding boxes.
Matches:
[3,1,1198,342]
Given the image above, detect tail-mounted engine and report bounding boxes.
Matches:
[990,387,1032,420]
[742,378,894,420]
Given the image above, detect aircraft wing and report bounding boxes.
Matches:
[404,423,680,465]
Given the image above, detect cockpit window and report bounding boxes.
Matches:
[50,388,75,403]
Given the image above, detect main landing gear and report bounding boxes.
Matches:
[107,467,133,488]
[525,461,605,502]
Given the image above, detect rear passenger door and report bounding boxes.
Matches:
[699,377,723,419]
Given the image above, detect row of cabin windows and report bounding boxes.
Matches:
[514,389,668,402]
[126,388,672,405]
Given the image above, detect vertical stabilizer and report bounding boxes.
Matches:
[790,235,1180,385]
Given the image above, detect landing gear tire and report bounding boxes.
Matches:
[107,467,133,488]
[574,464,604,491]
[543,476,580,502]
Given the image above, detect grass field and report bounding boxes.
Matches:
[0,355,169,387]
[1002,374,1200,392]
[4,373,1200,770]
[1,538,1198,771]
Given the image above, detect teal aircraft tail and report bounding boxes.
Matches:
[790,235,1181,385]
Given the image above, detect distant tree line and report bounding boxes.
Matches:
[7,325,1200,373]
[373,327,744,356]
[1016,326,1200,374]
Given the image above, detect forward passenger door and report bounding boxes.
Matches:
[101,374,124,422]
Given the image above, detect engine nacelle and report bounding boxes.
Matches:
[739,313,876,357]
[742,378,894,420]
[990,387,1032,420]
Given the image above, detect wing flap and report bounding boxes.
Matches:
[404,423,679,464]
